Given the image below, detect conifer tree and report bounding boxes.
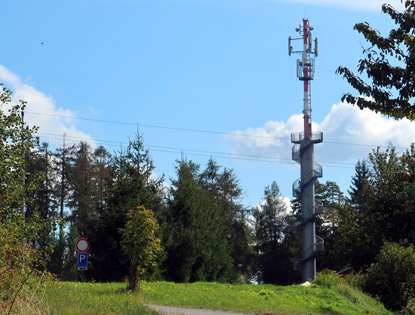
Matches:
[254,181,296,284]
[200,158,253,280]
[25,142,58,269]
[164,159,233,282]
[94,132,164,281]
[51,139,71,278]
[66,141,96,237]
[337,145,415,271]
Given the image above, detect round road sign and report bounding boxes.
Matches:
[76,238,90,253]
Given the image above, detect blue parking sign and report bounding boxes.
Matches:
[77,252,88,270]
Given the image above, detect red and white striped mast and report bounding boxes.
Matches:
[289,19,317,139]
[302,19,312,140]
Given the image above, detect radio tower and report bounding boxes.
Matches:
[289,19,324,282]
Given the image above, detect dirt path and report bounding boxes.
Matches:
[146,304,255,315]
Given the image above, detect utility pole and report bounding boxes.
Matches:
[21,110,25,219]
[289,19,324,282]
[59,133,66,278]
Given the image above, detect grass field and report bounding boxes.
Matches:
[42,278,395,315]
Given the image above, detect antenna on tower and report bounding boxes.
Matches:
[289,19,324,282]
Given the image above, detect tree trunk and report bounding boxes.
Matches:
[128,261,140,291]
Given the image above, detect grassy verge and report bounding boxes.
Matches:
[140,281,393,315]
[44,282,157,315]
[43,280,395,315]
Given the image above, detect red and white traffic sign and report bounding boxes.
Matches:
[76,238,90,253]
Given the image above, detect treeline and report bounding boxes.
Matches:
[22,132,255,283]
[21,129,346,284]
[21,119,415,287]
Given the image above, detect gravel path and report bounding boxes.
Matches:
[146,304,255,315]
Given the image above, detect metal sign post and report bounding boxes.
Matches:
[76,238,90,281]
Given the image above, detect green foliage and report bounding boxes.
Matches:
[95,132,165,282]
[0,85,38,217]
[120,206,161,291]
[258,288,275,299]
[66,141,97,237]
[342,272,367,291]
[0,215,33,312]
[200,158,254,281]
[364,242,415,311]
[403,297,415,315]
[337,1,415,119]
[314,180,346,271]
[0,84,55,313]
[0,211,55,313]
[254,181,299,285]
[200,158,243,225]
[255,181,287,245]
[312,269,343,288]
[337,145,415,271]
[164,159,233,282]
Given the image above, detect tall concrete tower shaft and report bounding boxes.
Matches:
[289,19,323,282]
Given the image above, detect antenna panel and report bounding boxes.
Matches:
[297,60,303,78]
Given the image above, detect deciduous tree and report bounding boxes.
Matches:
[337,1,415,119]
[120,206,161,291]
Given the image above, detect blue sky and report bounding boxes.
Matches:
[1,0,413,208]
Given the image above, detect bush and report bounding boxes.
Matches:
[343,272,366,291]
[364,242,415,311]
[403,297,415,315]
[313,269,343,288]
[0,84,53,313]
[0,212,52,314]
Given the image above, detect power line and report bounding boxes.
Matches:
[36,132,356,169]
[26,111,280,140]
[26,111,404,149]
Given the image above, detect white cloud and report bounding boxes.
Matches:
[0,65,95,148]
[225,101,415,165]
[255,196,293,217]
[282,196,293,214]
[273,0,404,12]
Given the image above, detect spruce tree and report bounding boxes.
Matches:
[95,132,164,282]
[337,145,415,271]
[254,181,296,284]
[164,159,233,282]
[49,139,71,278]
[66,141,96,237]
[200,158,253,280]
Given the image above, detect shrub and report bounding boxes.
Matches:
[364,242,415,311]
[0,212,52,314]
[258,289,275,299]
[403,297,415,315]
[313,269,343,288]
[343,272,366,291]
